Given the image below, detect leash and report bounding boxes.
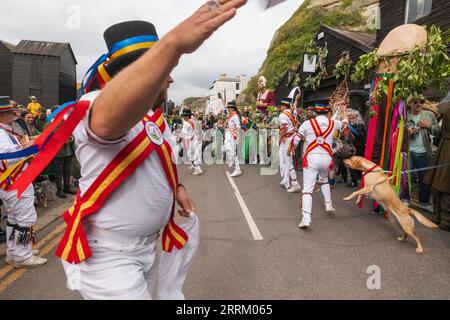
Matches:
[367,163,450,175]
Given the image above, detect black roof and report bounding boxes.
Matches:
[13,40,77,64]
[0,40,15,51]
[321,25,376,52]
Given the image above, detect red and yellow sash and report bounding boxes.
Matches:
[56,108,188,264]
[282,110,297,138]
[186,119,195,129]
[283,110,297,129]
[226,112,238,140]
[0,160,25,191]
[302,117,334,169]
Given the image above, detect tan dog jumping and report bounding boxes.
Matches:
[343,156,438,253]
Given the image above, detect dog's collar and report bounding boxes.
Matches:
[364,164,379,175]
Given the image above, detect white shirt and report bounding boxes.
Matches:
[278,110,296,134]
[298,115,342,157]
[180,119,195,141]
[74,91,173,237]
[225,113,240,141]
[0,124,23,168]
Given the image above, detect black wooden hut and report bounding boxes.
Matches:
[298,25,376,105]
[376,0,450,100]
[0,40,15,98]
[376,0,450,46]
[12,40,77,107]
[274,68,296,105]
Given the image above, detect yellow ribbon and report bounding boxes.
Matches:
[0,156,34,186]
[109,42,155,61]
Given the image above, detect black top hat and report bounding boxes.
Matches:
[180,109,193,117]
[104,21,158,76]
[227,101,237,109]
[88,21,159,91]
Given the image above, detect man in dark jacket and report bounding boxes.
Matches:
[424,102,450,231]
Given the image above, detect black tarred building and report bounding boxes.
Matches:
[12,40,77,107]
[0,40,15,98]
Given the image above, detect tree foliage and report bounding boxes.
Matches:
[244,0,364,96]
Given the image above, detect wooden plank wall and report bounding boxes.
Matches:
[59,48,76,104]
[376,0,450,45]
[0,42,13,97]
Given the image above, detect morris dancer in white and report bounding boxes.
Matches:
[225,101,241,177]
[0,97,46,268]
[47,0,247,299]
[278,98,301,193]
[298,103,346,229]
[180,109,203,175]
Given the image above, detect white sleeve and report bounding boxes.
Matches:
[0,130,22,167]
[74,91,130,147]
[333,120,343,132]
[279,114,289,127]
[298,122,307,138]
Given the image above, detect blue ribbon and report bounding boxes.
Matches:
[347,123,360,136]
[108,35,158,57]
[79,35,159,95]
[79,54,109,95]
[0,145,39,160]
[46,101,76,123]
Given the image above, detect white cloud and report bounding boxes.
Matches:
[0,0,304,104]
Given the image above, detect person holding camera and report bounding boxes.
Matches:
[406,96,441,211]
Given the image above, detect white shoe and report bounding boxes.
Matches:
[298,220,311,229]
[6,250,40,265]
[325,203,336,212]
[192,168,203,176]
[287,184,301,193]
[230,170,241,177]
[14,255,47,269]
[189,165,195,170]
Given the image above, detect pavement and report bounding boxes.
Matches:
[0,165,449,300]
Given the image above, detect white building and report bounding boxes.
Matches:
[206,74,249,115]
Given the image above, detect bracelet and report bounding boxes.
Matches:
[177,183,186,190]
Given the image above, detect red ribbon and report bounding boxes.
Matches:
[10,101,90,198]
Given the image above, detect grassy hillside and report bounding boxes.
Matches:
[245,0,366,96]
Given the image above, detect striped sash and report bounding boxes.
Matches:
[56,108,188,264]
[302,117,334,169]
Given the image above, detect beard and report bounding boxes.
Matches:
[151,89,167,110]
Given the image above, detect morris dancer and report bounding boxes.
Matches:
[225,101,242,177]
[7,0,246,299]
[278,98,300,193]
[298,103,346,229]
[180,109,203,175]
[0,97,45,268]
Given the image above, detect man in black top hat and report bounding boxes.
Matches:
[58,0,247,300]
[179,108,203,175]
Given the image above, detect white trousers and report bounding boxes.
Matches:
[0,184,36,262]
[62,230,159,300]
[225,136,240,171]
[301,155,333,223]
[279,137,298,188]
[62,215,200,300]
[185,139,202,168]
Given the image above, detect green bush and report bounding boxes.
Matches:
[244,0,364,96]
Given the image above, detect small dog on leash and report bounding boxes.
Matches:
[34,176,57,208]
[343,156,438,253]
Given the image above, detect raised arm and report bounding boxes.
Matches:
[90,0,247,141]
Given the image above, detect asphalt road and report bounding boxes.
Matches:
[1,165,450,300]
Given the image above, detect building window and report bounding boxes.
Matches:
[405,0,432,23]
[236,83,240,90]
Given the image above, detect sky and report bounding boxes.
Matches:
[0,0,304,104]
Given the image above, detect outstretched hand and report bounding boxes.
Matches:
[167,0,247,55]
